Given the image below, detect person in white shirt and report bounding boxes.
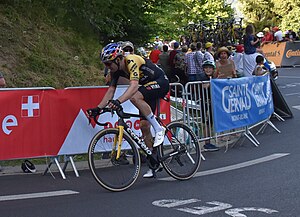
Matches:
[273,27,283,42]
[232,45,244,77]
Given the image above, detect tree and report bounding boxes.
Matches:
[238,0,300,32]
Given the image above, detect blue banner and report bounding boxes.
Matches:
[211,75,274,133]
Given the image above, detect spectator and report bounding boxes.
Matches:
[149,45,162,64]
[200,60,219,152]
[194,42,204,74]
[185,43,202,81]
[253,55,269,76]
[174,45,188,85]
[204,42,215,62]
[154,36,163,48]
[158,45,172,81]
[243,24,262,77]
[215,47,237,79]
[232,44,244,77]
[287,29,297,42]
[0,71,6,88]
[261,27,274,45]
[121,41,134,56]
[273,26,284,42]
[169,41,180,80]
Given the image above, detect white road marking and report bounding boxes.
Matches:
[279,76,300,79]
[285,92,300,96]
[292,105,300,110]
[225,207,278,217]
[0,190,79,202]
[158,153,290,181]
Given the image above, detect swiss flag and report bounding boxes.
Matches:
[21,95,40,117]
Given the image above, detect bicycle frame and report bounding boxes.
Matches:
[92,107,188,168]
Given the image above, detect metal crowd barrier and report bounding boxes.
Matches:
[169,80,277,151]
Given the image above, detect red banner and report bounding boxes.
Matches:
[0,87,170,160]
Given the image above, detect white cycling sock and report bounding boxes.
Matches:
[146,113,162,132]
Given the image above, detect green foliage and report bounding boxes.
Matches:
[238,0,300,32]
[0,4,103,88]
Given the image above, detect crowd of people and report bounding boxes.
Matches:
[99,27,284,159]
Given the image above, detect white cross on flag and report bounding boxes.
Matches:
[21,95,40,117]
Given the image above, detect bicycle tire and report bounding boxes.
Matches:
[159,121,201,180]
[88,128,141,192]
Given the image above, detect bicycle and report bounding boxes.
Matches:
[87,104,201,192]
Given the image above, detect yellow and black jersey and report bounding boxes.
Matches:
[110,54,165,86]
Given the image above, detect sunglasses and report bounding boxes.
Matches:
[123,47,133,52]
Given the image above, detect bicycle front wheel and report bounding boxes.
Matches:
[88,128,140,192]
[159,121,201,180]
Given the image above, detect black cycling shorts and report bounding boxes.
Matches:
[138,75,169,119]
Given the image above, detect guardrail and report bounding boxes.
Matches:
[0,77,283,178]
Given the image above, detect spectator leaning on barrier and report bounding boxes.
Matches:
[261,27,274,45]
[199,60,219,152]
[0,71,6,88]
[215,47,237,79]
[273,26,284,42]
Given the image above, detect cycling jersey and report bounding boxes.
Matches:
[110,54,165,87]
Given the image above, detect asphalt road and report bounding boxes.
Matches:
[1,67,300,217]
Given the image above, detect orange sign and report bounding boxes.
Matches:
[261,42,286,67]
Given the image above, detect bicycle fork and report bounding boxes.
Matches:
[111,125,124,160]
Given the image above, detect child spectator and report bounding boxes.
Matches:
[200,60,219,152]
[253,55,269,76]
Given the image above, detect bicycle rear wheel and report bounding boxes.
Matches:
[159,121,201,180]
[88,128,140,192]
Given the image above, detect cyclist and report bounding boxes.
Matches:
[87,43,169,178]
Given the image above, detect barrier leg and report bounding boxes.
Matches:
[43,157,66,180]
[201,153,206,161]
[62,155,79,177]
[244,127,259,147]
[256,122,268,135]
[273,112,285,122]
[266,120,281,133]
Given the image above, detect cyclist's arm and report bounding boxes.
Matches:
[117,80,139,103]
[98,85,116,108]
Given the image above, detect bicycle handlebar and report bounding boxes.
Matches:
[89,106,141,126]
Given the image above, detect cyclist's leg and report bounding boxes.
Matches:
[130,77,168,147]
